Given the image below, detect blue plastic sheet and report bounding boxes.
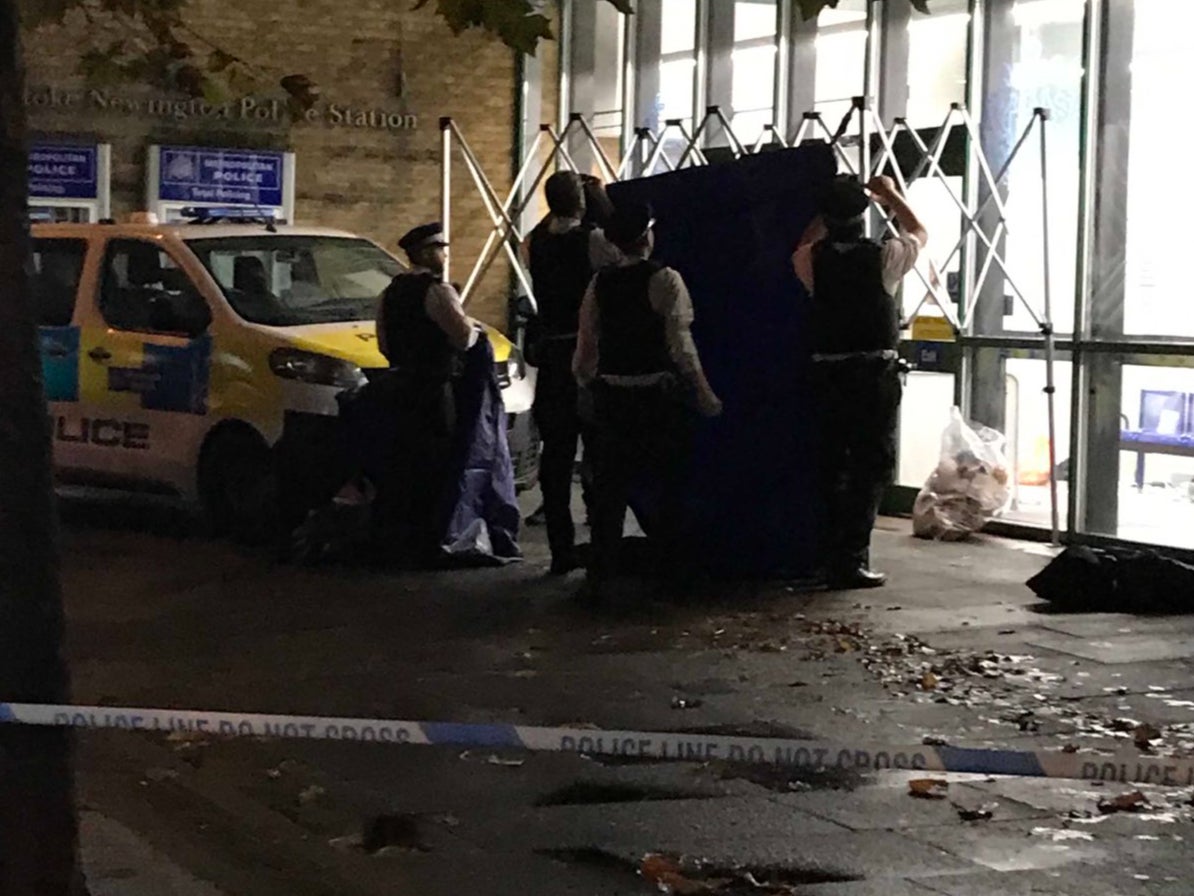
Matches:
[607,144,836,578]
[441,339,522,562]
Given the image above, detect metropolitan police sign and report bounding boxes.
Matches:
[29,144,100,200]
[159,146,285,207]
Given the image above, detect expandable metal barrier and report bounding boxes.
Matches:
[440,98,1059,543]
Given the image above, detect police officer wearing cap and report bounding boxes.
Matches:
[523,172,622,575]
[791,175,928,589]
[573,202,722,601]
[375,221,482,563]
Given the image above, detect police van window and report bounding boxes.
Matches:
[31,238,86,326]
[186,235,403,327]
[100,239,210,335]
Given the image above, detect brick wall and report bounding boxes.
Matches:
[22,0,561,327]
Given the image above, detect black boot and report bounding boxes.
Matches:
[826,567,887,590]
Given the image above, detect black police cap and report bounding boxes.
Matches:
[605,201,655,247]
[819,175,870,222]
[398,222,448,253]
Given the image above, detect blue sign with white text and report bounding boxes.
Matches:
[159,146,284,208]
[29,144,99,200]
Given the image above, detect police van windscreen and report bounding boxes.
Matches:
[186,235,404,327]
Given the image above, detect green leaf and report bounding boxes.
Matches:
[797,0,838,21]
[202,77,229,106]
[418,0,557,55]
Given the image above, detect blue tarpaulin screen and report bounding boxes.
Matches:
[607,144,837,578]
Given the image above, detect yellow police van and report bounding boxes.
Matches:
[32,211,538,534]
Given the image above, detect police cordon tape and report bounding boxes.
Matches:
[3,702,1193,788]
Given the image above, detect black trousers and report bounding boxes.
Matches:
[588,382,694,586]
[532,343,591,561]
[372,378,457,563]
[812,358,902,577]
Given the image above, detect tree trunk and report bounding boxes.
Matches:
[0,1,87,892]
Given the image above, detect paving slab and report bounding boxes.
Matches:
[80,811,227,896]
[1024,632,1194,664]
[901,818,1107,873]
[913,866,1179,895]
[791,880,939,895]
[557,830,980,882]
[768,784,1048,832]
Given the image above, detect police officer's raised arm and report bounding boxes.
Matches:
[425,282,481,351]
[868,176,928,247]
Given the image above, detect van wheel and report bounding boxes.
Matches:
[198,428,280,544]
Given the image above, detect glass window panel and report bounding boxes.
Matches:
[661,0,697,54]
[592,1,626,122]
[814,30,867,108]
[901,176,965,309]
[905,5,970,128]
[1100,362,1194,549]
[998,0,1084,336]
[1123,1,1194,337]
[731,44,776,114]
[897,372,957,488]
[1000,355,1073,531]
[734,0,776,41]
[659,57,696,122]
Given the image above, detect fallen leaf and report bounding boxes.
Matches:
[909,779,950,800]
[955,802,996,822]
[640,854,713,894]
[298,785,326,806]
[1098,791,1149,814]
[921,672,939,691]
[1134,723,1162,750]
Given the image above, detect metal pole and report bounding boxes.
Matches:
[788,111,817,147]
[711,105,748,157]
[546,124,583,173]
[440,117,452,283]
[677,114,711,168]
[644,121,678,176]
[450,123,535,303]
[901,112,1043,329]
[576,114,621,183]
[618,130,648,179]
[1038,107,1061,546]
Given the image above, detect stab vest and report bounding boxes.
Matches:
[809,239,900,355]
[594,260,673,378]
[528,225,593,339]
[381,272,456,381]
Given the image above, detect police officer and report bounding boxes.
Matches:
[375,222,482,564]
[791,175,928,589]
[525,172,622,574]
[573,202,722,601]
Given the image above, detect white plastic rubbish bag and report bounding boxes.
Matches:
[913,407,1011,541]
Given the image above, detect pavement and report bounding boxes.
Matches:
[53,487,1194,894]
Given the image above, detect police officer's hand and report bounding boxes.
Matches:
[866,175,899,204]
